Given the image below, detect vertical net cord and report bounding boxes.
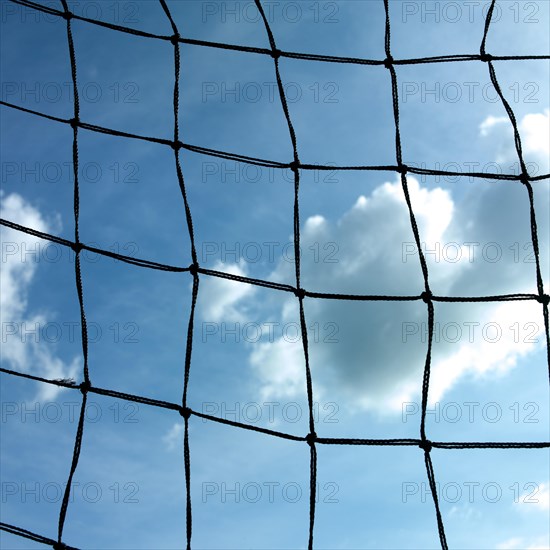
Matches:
[481,0,550,382]
[254,2,317,548]
[57,1,90,548]
[157,2,199,549]
[382,2,448,549]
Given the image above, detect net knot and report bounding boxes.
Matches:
[71,242,83,254]
[480,53,493,62]
[419,439,432,452]
[306,432,317,446]
[397,164,408,175]
[188,263,199,276]
[294,287,306,300]
[180,406,192,420]
[170,33,180,46]
[383,55,394,69]
[520,173,530,186]
[171,140,183,151]
[53,542,67,550]
[420,290,432,303]
[537,294,550,306]
[61,11,73,21]
[79,380,91,394]
[69,118,78,129]
[270,48,282,60]
[289,160,300,172]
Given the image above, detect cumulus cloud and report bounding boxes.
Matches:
[520,109,550,162]
[242,110,549,413]
[197,260,256,323]
[249,322,306,401]
[479,115,509,137]
[516,482,550,513]
[0,192,79,399]
[478,108,550,171]
[534,483,550,512]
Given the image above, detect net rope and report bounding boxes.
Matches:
[0,0,549,548]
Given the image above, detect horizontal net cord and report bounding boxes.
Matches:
[0,100,286,169]
[316,439,550,449]
[0,218,190,272]
[1,100,549,183]
[2,217,547,306]
[7,0,549,67]
[2,367,548,452]
[0,522,79,550]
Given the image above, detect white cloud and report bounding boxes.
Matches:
[428,300,543,403]
[520,109,550,166]
[249,337,305,401]
[0,192,79,400]
[479,115,508,137]
[245,111,549,413]
[479,109,550,171]
[535,483,550,512]
[162,422,184,451]
[198,260,256,323]
[516,483,550,513]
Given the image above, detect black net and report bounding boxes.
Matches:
[0,1,549,549]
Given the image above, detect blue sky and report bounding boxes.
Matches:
[1,1,549,549]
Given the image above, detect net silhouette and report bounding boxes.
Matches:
[0,0,549,549]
